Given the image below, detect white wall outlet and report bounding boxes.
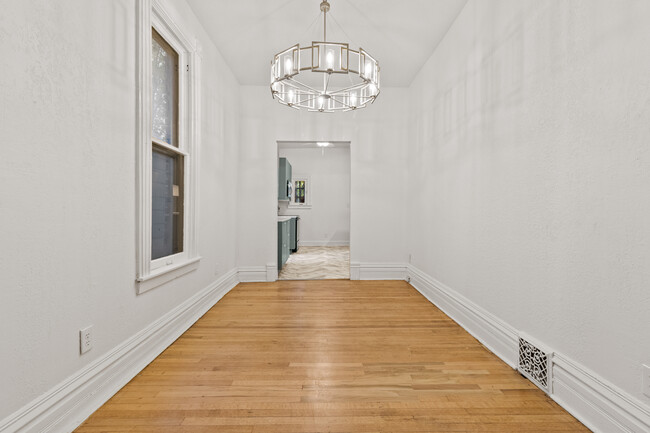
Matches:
[643,364,650,398]
[80,325,93,355]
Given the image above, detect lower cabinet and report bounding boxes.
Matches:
[277,220,291,270]
[289,217,297,252]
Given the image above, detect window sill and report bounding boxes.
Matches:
[287,204,312,209]
[136,256,201,294]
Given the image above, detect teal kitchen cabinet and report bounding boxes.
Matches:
[289,217,297,252]
[278,157,293,201]
[277,220,291,270]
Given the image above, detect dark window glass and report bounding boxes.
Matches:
[152,148,184,259]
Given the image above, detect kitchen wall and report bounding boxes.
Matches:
[0,0,240,420]
[278,146,351,246]
[407,0,650,408]
[238,86,409,271]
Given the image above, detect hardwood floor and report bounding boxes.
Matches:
[75,280,589,432]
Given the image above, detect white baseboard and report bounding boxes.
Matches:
[0,269,239,433]
[298,240,350,247]
[350,262,408,281]
[407,265,519,368]
[238,266,268,282]
[266,264,278,282]
[552,355,650,433]
[350,262,360,280]
[407,264,650,433]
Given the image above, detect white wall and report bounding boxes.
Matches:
[238,86,409,270]
[278,147,350,246]
[0,0,240,420]
[407,0,650,406]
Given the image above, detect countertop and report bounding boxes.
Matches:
[277,215,299,222]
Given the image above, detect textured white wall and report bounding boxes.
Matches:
[0,0,240,419]
[407,0,650,404]
[238,86,409,269]
[278,147,351,245]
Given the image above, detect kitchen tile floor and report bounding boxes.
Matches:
[278,246,350,280]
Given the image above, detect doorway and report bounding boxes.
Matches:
[276,141,351,280]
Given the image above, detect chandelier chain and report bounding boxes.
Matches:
[327,12,356,51]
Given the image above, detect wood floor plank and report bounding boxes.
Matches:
[74,280,590,432]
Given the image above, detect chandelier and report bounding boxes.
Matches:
[270,0,380,113]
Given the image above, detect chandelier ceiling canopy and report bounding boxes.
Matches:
[270,0,380,113]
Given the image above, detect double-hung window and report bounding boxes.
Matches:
[288,175,311,209]
[151,29,183,261]
[136,1,201,293]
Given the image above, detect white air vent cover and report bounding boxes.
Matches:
[518,334,553,394]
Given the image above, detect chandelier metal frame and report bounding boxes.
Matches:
[270,0,380,113]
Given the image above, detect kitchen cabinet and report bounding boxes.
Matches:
[277,220,291,270]
[289,217,297,252]
[278,157,292,201]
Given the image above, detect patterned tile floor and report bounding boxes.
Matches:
[278,246,350,280]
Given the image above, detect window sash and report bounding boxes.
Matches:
[151,144,184,260]
[151,28,183,262]
[152,28,179,147]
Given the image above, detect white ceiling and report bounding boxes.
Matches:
[186,0,468,87]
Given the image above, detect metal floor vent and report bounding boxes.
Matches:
[518,335,553,394]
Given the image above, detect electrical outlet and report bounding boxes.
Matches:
[643,364,650,398]
[80,326,93,355]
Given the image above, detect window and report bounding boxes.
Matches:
[151,29,183,261]
[288,176,311,208]
[136,0,201,293]
[294,180,305,204]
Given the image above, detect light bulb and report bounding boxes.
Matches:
[288,89,294,103]
[365,62,372,77]
[318,96,324,108]
[326,51,334,68]
[369,83,377,94]
[285,57,293,75]
[350,92,357,107]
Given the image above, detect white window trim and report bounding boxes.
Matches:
[288,175,312,209]
[136,0,202,294]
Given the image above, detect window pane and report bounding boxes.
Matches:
[295,180,306,204]
[152,147,183,259]
[152,30,178,146]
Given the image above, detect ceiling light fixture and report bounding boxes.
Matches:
[270,0,380,113]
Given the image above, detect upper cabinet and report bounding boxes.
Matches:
[278,157,292,201]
